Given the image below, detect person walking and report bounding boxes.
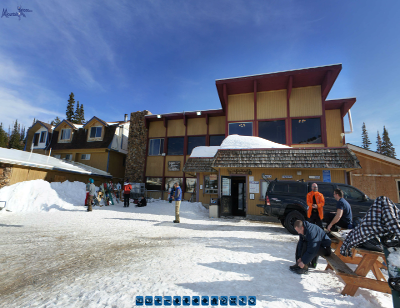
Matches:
[172,182,182,223]
[123,179,132,207]
[87,178,96,212]
[290,220,332,274]
[306,183,325,228]
[326,189,353,231]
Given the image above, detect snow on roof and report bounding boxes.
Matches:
[190,135,290,158]
[0,148,112,177]
[74,124,84,129]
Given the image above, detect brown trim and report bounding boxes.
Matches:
[287,75,293,145]
[223,84,228,137]
[254,80,257,136]
[206,115,210,146]
[341,105,346,144]
[321,99,328,147]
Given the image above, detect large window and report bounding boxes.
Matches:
[148,138,164,156]
[228,122,253,136]
[187,136,206,155]
[90,126,102,138]
[291,118,322,144]
[186,178,197,193]
[210,135,225,146]
[60,128,71,141]
[258,120,286,144]
[165,178,183,191]
[167,137,184,155]
[146,177,162,190]
[39,131,47,143]
[205,174,218,194]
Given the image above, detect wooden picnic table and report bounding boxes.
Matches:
[326,231,391,296]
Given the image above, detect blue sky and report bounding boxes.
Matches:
[0,1,399,155]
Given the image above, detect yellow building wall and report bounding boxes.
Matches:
[149,121,166,138]
[107,151,126,179]
[187,118,207,135]
[198,172,219,204]
[167,119,185,137]
[257,90,287,119]
[72,151,108,171]
[289,86,322,117]
[209,116,226,135]
[227,93,254,121]
[146,156,164,177]
[164,156,185,177]
[326,109,343,147]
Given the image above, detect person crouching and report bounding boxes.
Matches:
[290,220,332,274]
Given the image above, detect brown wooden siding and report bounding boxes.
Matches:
[209,116,226,135]
[146,156,164,177]
[164,156,185,177]
[227,93,254,121]
[257,90,287,119]
[167,119,185,137]
[326,109,343,147]
[291,144,325,148]
[187,118,207,135]
[148,121,166,138]
[289,86,322,117]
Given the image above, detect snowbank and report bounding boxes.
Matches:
[190,146,220,158]
[0,180,86,213]
[221,134,291,149]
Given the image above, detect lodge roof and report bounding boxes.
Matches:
[182,157,217,173]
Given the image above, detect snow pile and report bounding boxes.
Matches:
[220,134,291,149]
[190,146,220,157]
[0,180,86,212]
[388,248,400,276]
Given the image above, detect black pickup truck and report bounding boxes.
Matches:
[257,179,374,235]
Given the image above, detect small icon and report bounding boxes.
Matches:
[238,296,246,306]
[211,296,219,306]
[229,296,237,306]
[173,296,181,306]
[192,296,200,306]
[182,296,191,306]
[202,296,209,305]
[136,296,144,306]
[220,296,228,306]
[145,296,153,306]
[164,296,172,306]
[248,296,256,306]
[154,296,162,306]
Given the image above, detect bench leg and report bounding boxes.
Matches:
[372,262,387,282]
[325,264,333,271]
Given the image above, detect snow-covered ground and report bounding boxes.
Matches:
[0,188,393,307]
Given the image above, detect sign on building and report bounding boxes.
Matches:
[249,181,259,193]
[168,161,181,171]
[323,170,331,182]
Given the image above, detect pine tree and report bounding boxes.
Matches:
[381,126,397,158]
[0,123,8,148]
[66,92,75,122]
[361,122,371,150]
[376,131,383,154]
[79,103,85,124]
[8,120,23,150]
[50,117,61,126]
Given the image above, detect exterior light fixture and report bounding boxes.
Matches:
[197,111,201,116]
[157,115,161,118]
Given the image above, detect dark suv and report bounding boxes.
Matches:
[257,180,374,235]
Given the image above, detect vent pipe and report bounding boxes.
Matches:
[344,109,353,134]
[124,114,128,122]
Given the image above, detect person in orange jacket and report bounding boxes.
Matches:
[306,183,325,228]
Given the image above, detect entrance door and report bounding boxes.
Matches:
[232,177,246,216]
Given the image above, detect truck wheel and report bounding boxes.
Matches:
[284,210,305,235]
[280,219,285,227]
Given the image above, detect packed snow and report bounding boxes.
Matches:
[190,146,221,158]
[220,135,291,149]
[0,181,392,307]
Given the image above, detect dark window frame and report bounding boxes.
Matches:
[187,135,206,155]
[291,117,323,145]
[258,119,287,144]
[90,126,102,138]
[148,138,165,156]
[33,133,40,146]
[167,137,184,156]
[146,177,163,190]
[39,131,47,143]
[228,121,253,136]
[204,174,218,194]
[209,134,225,146]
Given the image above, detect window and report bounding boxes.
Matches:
[39,131,47,143]
[65,154,72,160]
[60,128,71,141]
[148,138,164,156]
[317,184,335,198]
[146,177,162,190]
[338,185,364,201]
[54,154,61,159]
[165,178,183,191]
[33,133,40,146]
[186,178,197,193]
[228,122,253,136]
[258,120,286,144]
[187,136,206,155]
[260,181,269,199]
[291,118,322,144]
[210,135,225,146]
[205,174,218,194]
[90,126,102,138]
[167,137,184,155]
[81,154,91,160]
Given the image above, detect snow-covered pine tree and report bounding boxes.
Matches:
[381,126,396,158]
[66,92,75,122]
[361,122,371,150]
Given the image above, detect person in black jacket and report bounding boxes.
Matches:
[290,220,332,274]
[137,196,147,207]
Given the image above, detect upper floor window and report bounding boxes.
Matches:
[187,136,206,155]
[90,126,102,138]
[148,138,164,156]
[60,128,71,141]
[291,118,321,144]
[39,131,47,143]
[81,154,91,160]
[258,120,286,144]
[210,135,225,146]
[33,133,40,146]
[228,122,253,136]
[65,154,72,160]
[167,137,184,155]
